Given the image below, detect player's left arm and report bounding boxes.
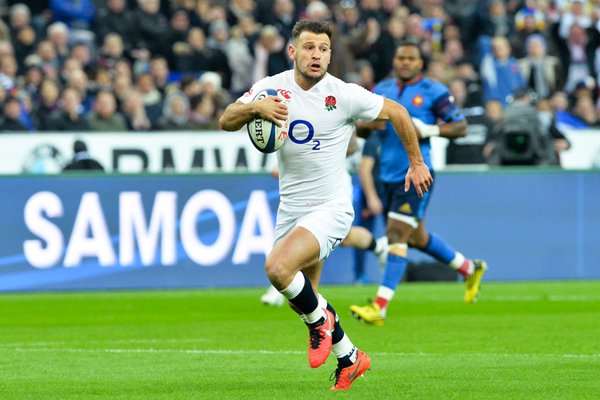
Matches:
[376,98,432,197]
[411,90,468,139]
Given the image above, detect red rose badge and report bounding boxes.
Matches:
[325,95,337,111]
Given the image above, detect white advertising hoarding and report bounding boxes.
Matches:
[0,131,277,174]
[0,130,598,174]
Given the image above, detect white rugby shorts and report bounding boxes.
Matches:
[274,197,354,261]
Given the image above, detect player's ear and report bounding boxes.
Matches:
[288,44,296,61]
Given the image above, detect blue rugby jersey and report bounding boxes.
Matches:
[372,76,465,183]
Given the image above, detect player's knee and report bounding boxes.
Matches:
[264,257,291,288]
[389,242,408,257]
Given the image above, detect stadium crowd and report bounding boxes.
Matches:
[0,0,599,163]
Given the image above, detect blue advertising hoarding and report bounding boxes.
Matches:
[0,170,598,292]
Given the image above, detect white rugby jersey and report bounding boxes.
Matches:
[240,70,384,206]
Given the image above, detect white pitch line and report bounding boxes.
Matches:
[7,347,600,359]
[401,294,600,303]
[0,338,208,348]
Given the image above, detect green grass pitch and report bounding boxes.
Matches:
[0,281,599,399]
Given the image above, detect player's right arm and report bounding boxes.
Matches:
[359,155,383,215]
[218,97,288,131]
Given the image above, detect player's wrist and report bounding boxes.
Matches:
[411,117,440,138]
[421,124,440,138]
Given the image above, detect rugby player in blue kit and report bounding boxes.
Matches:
[350,40,488,326]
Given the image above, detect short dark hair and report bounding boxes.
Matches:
[396,39,425,61]
[292,20,332,42]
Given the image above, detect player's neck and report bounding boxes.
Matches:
[396,73,423,86]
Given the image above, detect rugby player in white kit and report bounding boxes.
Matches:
[218,20,432,390]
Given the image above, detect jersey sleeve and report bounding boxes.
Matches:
[432,85,465,123]
[347,83,384,121]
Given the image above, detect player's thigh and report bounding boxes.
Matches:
[408,219,429,248]
[268,226,322,273]
[296,199,354,261]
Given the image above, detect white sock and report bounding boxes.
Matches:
[332,334,356,361]
[280,272,305,299]
[449,252,474,275]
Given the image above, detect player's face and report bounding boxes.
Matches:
[393,45,423,82]
[289,31,331,84]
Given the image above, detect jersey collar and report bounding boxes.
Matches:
[395,73,424,92]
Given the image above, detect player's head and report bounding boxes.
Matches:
[393,40,425,82]
[289,20,332,85]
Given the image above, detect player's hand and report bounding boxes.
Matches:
[256,96,288,127]
[366,195,383,215]
[411,118,440,139]
[405,163,433,198]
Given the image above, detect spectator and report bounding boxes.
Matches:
[13,26,38,75]
[208,19,246,94]
[121,90,151,131]
[133,0,170,58]
[86,90,128,131]
[134,72,163,126]
[166,7,192,68]
[519,34,564,100]
[35,39,60,78]
[566,95,600,128]
[180,74,203,99]
[446,78,491,164]
[269,0,296,41]
[33,78,61,130]
[149,56,171,95]
[8,3,32,38]
[371,15,407,81]
[480,36,525,107]
[555,23,597,94]
[46,21,70,64]
[252,25,289,83]
[172,27,229,76]
[189,93,218,130]
[0,55,18,91]
[69,41,93,75]
[558,0,592,40]
[155,90,192,131]
[511,0,547,58]
[226,0,256,28]
[537,98,571,165]
[46,87,90,131]
[65,68,94,114]
[454,59,484,107]
[93,0,137,52]
[50,0,95,31]
[22,64,44,102]
[63,139,105,171]
[59,57,82,84]
[0,96,27,131]
[112,74,133,108]
[474,0,514,65]
[96,33,128,78]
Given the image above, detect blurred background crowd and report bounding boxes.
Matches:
[0,0,599,165]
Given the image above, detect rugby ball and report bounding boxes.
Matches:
[246,89,288,153]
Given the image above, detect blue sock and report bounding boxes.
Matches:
[381,253,408,290]
[423,233,456,264]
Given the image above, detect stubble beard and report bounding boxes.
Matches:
[296,64,326,86]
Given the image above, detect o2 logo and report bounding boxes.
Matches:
[288,119,320,150]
